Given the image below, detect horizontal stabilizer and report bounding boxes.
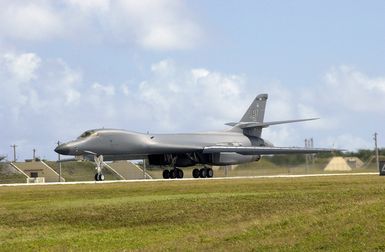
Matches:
[203,146,339,155]
[226,118,319,129]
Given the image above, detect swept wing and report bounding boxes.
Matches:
[203,146,338,155]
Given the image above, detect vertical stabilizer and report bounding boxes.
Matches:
[238,94,268,137]
[240,94,268,123]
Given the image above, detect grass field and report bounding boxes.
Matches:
[1,175,385,251]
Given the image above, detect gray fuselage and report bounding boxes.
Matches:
[58,129,269,166]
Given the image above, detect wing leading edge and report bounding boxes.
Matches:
[203,146,338,155]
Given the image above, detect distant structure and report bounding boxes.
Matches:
[344,157,364,169]
[324,157,352,171]
[10,160,65,183]
[305,138,315,167]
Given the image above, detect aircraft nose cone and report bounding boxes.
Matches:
[55,144,70,155]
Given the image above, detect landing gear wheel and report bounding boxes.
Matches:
[176,168,184,179]
[206,168,214,178]
[162,169,170,179]
[169,169,176,179]
[98,173,104,181]
[94,155,104,181]
[192,168,200,178]
[199,168,207,178]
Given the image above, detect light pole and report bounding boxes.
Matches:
[10,144,17,162]
[374,133,379,170]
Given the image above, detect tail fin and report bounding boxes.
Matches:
[226,93,318,138]
[241,94,267,137]
[240,93,268,123]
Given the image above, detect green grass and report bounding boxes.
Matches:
[1,175,385,251]
[0,163,26,184]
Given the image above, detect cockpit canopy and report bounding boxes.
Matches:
[78,130,97,139]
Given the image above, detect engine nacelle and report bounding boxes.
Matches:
[210,153,261,165]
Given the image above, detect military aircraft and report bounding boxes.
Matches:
[55,94,335,181]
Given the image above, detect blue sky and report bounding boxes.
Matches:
[0,0,384,160]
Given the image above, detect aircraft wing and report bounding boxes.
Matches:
[225,118,319,128]
[202,146,338,155]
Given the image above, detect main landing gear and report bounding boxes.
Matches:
[192,167,214,178]
[162,168,184,179]
[94,155,105,181]
[162,167,214,179]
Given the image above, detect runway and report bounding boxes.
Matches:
[0,172,379,187]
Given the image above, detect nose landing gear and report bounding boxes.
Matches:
[94,155,105,181]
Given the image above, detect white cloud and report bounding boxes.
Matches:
[323,65,385,112]
[121,84,131,96]
[135,61,249,130]
[65,89,81,105]
[0,2,62,41]
[321,134,372,150]
[0,0,202,51]
[0,51,82,121]
[263,126,297,147]
[151,59,176,76]
[92,82,115,96]
[67,0,110,12]
[110,0,201,50]
[2,52,41,82]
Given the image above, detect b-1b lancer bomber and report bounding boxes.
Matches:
[55,94,335,181]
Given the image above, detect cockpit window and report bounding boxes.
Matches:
[78,130,96,139]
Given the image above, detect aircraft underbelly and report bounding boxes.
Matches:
[210,152,259,165]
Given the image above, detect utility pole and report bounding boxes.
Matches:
[57,141,62,182]
[374,133,379,170]
[33,148,36,160]
[305,139,309,173]
[310,138,315,166]
[10,144,17,162]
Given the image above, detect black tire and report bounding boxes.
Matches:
[192,168,200,178]
[199,168,207,178]
[162,169,170,179]
[98,174,105,181]
[207,168,214,178]
[169,169,176,179]
[95,173,99,181]
[176,168,184,179]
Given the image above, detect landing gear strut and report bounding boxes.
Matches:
[192,167,213,178]
[94,155,105,181]
[162,168,184,179]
